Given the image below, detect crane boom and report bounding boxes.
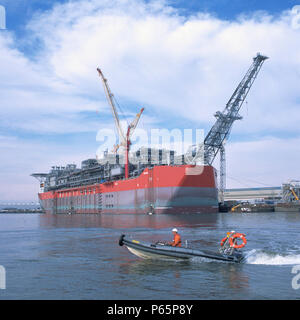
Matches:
[128,108,144,140]
[204,53,268,165]
[109,108,145,152]
[97,68,145,179]
[97,68,126,144]
[291,188,299,201]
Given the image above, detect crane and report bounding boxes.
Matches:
[97,68,144,179]
[219,141,226,204]
[231,203,241,212]
[203,53,268,207]
[113,107,144,153]
[204,53,268,166]
[290,188,299,201]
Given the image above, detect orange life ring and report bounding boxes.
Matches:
[220,237,228,247]
[229,233,247,249]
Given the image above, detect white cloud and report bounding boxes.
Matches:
[0,0,300,200]
[23,0,300,133]
[2,0,300,134]
[0,134,97,201]
[0,30,110,134]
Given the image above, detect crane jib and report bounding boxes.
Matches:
[203,53,268,166]
[97,68,145,179]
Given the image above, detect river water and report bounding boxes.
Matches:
[0,212,300,300]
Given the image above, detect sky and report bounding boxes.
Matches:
[0,0,300,201]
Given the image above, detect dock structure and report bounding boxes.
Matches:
[224,187,282,201]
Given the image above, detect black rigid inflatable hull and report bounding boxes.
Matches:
[119,235,245,263]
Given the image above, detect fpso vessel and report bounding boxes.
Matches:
[33,160,219,214]
[32,54,269,214]
[32,67,219,215]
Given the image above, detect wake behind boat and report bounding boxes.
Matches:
[119,234,246,263]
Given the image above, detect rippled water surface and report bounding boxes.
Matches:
[0,212,300,299]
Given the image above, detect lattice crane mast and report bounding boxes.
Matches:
[204,53,268,166]
[97,68,126,146]
[97,68,144,179]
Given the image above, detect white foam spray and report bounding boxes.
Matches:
[245,249,300,265]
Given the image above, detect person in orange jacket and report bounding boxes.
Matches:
[169,228,182,247]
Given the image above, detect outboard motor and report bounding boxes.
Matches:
[119,234,125,246]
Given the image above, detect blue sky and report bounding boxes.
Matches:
[172,0,299,18]
[0,0,300,201]
[2,0,299,28]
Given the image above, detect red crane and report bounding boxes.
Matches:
[97,68,144,179]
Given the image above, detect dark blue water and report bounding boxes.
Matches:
[0,212,300,299]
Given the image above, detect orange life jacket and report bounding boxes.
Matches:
[172,233,182,247]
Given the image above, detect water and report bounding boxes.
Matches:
[0,212,300,299]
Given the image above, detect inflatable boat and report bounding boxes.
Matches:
[118,234,245,263]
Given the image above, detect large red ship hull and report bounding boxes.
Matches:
[39,165,219,214]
